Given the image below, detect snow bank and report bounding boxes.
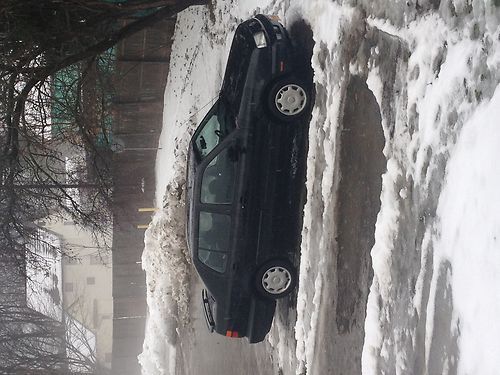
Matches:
[363,3,500,374]
[139,169,191,374]
[293,3,357,373]
[435,85,500,375]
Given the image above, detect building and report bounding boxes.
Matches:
[40,216,113,370]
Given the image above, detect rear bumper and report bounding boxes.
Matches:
[246,297,276,343]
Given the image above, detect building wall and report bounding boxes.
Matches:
[110,17,176,375]
[43,217,114,369]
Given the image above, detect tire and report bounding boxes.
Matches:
[268,78,309,122]
[255,259,297,299]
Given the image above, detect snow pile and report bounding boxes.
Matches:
[139,164,192,374]
[434,86,500,374]
[139,105,192,374]
[362,3,500,374]
[293,3,356,373]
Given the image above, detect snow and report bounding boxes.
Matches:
[362,5,500,374]
[139,185,192,373]
[138,0,500,374]
[435,86,500,374]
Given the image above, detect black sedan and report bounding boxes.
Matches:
[186,14,311,343]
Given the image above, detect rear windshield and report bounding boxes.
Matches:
[221,30,252,106]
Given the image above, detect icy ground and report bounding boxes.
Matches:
[139,1,500,374]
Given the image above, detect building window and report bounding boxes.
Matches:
[86,277,95,285]
[64,282,74,292]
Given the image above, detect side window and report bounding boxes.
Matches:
[200,147,236,204]
[193,101,235,159]
[194,113,221,159]
[198,212,231,273]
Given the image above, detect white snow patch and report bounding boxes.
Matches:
[363,4,500,374]
[435,85,500,375]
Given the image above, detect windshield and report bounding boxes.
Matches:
[193,100,235,159]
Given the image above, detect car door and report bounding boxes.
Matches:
[195,135,243,276]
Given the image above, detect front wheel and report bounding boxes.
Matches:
[255,259,297,299]
[268,78,309,122]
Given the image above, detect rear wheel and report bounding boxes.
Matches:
[268,78,309,121]
[255,259,297,299]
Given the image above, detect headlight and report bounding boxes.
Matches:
[253,31,267,48]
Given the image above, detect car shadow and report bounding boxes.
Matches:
[274,17,315,323]
[289,19,315,83]
[335,75,385,333]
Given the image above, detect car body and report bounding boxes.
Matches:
[186,14,310,343]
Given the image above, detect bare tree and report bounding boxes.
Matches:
[0,0,208,271]
[0,307,110,374]
[0,255,64,374]
[0,307,66,374]
[1,1,209,371]
[0,254,110,374]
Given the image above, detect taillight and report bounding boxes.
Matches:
[225,330,240,338]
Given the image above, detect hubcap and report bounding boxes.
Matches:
[275,84,307,116]
[261,266,292,294]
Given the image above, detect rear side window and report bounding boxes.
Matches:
[198,212,231,273]
[192,101,235,160]
[200,148,236,204]
[194,113,220,159]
